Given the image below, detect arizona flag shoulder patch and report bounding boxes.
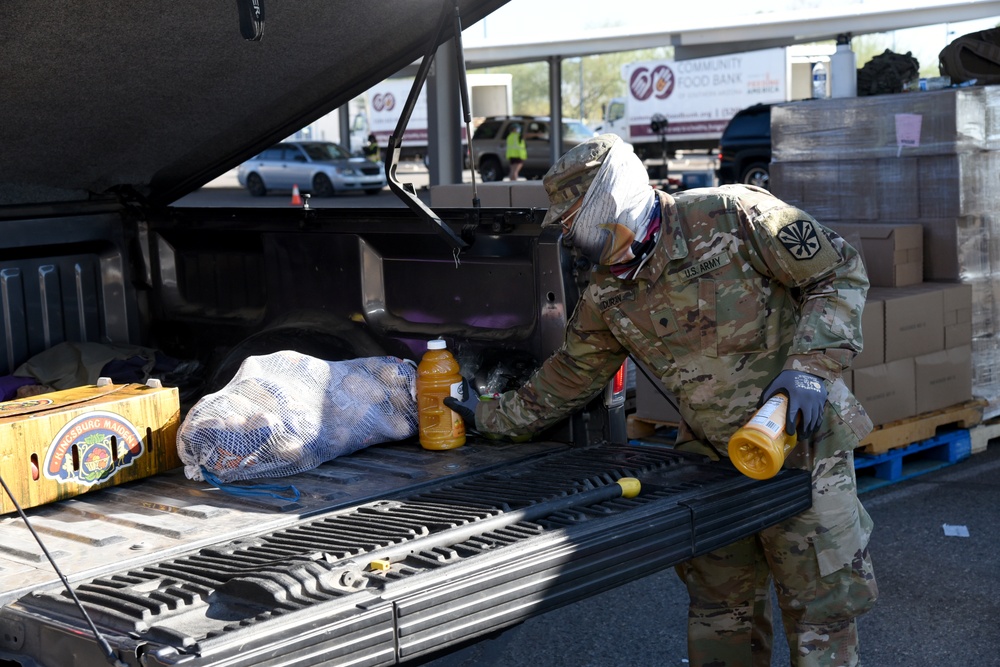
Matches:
[777,219,821,260]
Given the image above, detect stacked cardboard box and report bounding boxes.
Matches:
[850,283,973,425]
[771,86,997,419]
[0,380,181,514]
[825,222,924,287]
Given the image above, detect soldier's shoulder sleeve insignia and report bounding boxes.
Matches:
[751,204,842,283]
[777,219,821,260]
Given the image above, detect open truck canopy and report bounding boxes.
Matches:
[0,3,812,666]
[0,0,505,208]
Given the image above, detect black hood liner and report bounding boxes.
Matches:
[0,0,506,207]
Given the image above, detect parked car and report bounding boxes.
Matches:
[471,116,599,181]
[715,103,772,189]
[236,140,387,196]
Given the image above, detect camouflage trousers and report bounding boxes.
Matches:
[675,417,879,666]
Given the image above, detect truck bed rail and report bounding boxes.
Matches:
[0,441,810,667]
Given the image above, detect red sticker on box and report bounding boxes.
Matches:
[44,411,145,486]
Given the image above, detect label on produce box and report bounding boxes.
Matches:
[895,113,922,156]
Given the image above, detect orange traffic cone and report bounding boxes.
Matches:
[290,184,303,206]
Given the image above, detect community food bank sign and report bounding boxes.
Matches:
[625,47,788,140]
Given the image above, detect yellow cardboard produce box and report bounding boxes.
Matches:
[0,379,180,514]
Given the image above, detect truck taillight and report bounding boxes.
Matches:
[613,362,626,394]
[604,359,628,408]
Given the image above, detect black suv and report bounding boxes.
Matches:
[715,103,772,189]
[471,115,598,182]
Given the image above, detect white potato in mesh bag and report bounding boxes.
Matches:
[177,351,418,482]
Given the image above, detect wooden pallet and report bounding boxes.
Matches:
[855,429,972,493]
[970,417,1000,455]
[859,400,986,455]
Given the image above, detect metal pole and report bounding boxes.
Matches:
[549,56,563,167]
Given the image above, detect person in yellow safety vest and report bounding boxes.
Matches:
[363,134,380,163]
[506,123,527,180]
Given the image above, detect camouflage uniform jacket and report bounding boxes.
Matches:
[478,185,874,455]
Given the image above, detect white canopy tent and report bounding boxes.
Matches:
[408,0,1000,184]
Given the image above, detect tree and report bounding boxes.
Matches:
[497,62,550,116]
[853,33,895,71]
[560,47,671,123]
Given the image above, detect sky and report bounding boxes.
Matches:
[465,0,1000,74]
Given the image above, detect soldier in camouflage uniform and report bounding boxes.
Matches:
[446,134,878,666]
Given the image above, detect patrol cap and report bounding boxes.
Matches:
[541,133,621,227]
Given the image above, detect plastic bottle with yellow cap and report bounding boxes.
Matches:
[727,393,798,480]
[416,339,466,450]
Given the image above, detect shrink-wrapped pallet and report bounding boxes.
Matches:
[770,84,1000,417]
[771,87,988,161]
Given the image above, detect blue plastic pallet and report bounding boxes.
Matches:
[854,429,972,493]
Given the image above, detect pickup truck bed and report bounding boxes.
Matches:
[0,437,809,667]
[0,203,813,667]
[0,2,814,665]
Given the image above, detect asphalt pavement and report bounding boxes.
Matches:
[421,440,1000,667]
[176,153,715,209]
[175,163,435,208]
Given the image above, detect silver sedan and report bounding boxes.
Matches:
[237,140,387,197]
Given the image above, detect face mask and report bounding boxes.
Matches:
[566,141,655,266]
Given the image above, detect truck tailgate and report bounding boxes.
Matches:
[0,440,810,667]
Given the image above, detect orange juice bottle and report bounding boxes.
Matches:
[416,339,466,450]
[727,394,798,480]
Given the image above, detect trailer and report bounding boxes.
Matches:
[595,46,834,160]
[291,73,514,160]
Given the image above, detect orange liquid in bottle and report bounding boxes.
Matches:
[728,394,798,480]
[416,339,466,450]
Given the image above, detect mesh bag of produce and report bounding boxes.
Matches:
[177,351,418,483]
